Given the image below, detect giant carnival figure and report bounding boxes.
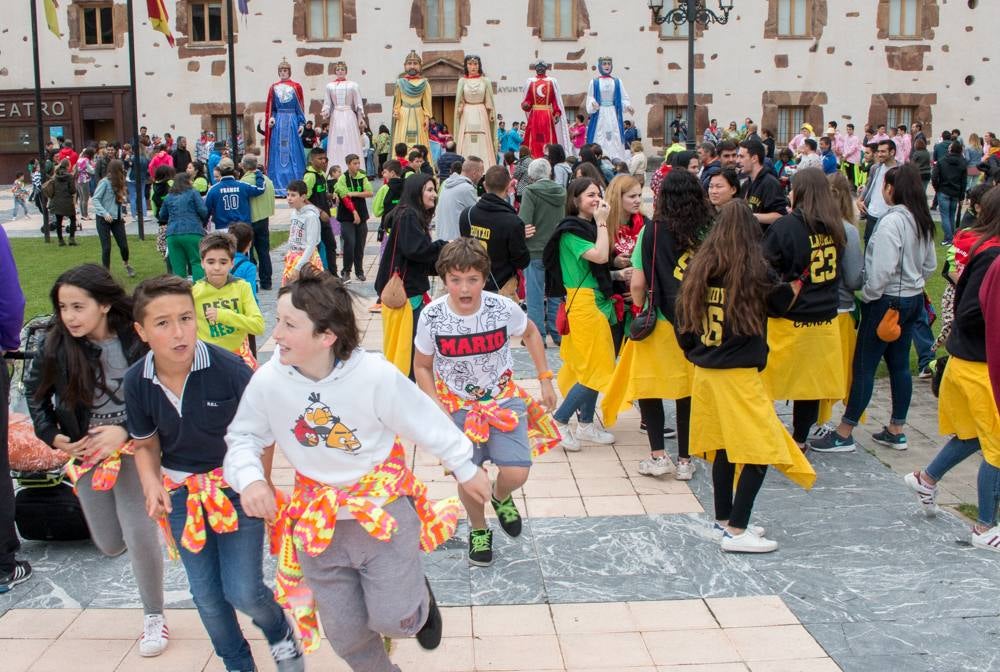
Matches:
[585,56,634,162]
[391,51,433,150]
[520,61,570,159]
[321,61,366,171]
[454,54,497,161]
[264,58,307,197]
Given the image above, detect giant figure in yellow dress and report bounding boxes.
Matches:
[391,51,433,150]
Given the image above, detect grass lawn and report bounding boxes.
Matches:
[12,231,288,322]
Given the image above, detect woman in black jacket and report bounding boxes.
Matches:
[24,264,169,656]
[46,159,77,246]
[374,173,447,377]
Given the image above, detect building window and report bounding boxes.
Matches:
[213,115,244,144]
[81,3,115,47]
[887,105,916,130]
[307,0,343,40]
[664,106,686,140]
[542,0,575,39]
[659,1,691,40]
[777,0,809,37]
[189,0,225,44]
[889,0,920,38]
[424,0,458,40]
[777,106,806,146]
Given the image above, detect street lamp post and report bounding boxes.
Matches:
[648,0,734,150]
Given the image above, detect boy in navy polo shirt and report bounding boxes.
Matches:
[125,275,303,672]
[205,158,266,230]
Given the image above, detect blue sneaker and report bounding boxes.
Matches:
[872,426,908,450]
[0,561,32,594]
[808,431,856,453]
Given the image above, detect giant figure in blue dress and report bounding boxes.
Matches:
[264,58,307,197]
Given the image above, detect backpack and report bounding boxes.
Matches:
[15,482,90,542]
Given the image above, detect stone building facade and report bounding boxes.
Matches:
[0,0,993,175]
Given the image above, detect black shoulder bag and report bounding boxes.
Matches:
[628,223,658,341]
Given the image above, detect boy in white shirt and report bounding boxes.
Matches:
[413,238,558,567]
[281,179,323,286]
[223,267,490,671]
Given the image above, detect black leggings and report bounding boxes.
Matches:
[96,218,129,268]
[637,397,690,459]
[320,219,338,275]
[791,400,820,444]
[341,220,368,276]
[54,213,77,241]
[712,450,768,530]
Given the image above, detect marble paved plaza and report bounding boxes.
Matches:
[2,233,999,671]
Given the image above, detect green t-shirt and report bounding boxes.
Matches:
[560,233,615,322]
[631,227,667,322]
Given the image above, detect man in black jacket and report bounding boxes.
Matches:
[459,166,530,293]
[932,141,968,245]
[170,136,193,174]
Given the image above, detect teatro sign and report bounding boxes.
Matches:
[0,100,68,119]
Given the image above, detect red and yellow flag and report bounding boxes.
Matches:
[146,0,174,46]
[43,0,61,37]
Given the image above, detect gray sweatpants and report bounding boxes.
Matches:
[75,455,164,615]
[299,498,429,672]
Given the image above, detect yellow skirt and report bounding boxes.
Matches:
[817,312,861,425]
[382,301,415,376]
[690,366,816,490]
[281,249,323,286]
[557,288,616,396]
[601,321,693,428]
[939,357,1000,468]
[762,317,845,402]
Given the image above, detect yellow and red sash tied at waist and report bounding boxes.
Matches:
[158,468,238,560]
[434,378,560,459]
[270,442,461,653]
[65,440,135,492]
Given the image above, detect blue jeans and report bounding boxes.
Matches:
[553,383,598,424]
[525,259,562,344]
[842,294,923,427]
[127,181,147,218]
[938,192,959,243]
[912,302,936,370]
[168,487,291,671]
[926,436,980,482]
[978,461,1000,527]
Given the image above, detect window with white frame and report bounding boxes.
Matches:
[81,3,115,47]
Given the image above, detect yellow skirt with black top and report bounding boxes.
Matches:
[381,301,415,376]
[601,320,693,428]
[761,317,845,405]
[818,312,862,424]
[557,288,617,396]
[938,357,1000,468]
[690,366,816,490]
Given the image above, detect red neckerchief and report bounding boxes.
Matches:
[466,74,482,79]
[335,77,346,82]
[404,74,423,81]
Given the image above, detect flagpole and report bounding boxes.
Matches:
[226,0,239,163]
[29,0,50,243]
[126,0,144,239]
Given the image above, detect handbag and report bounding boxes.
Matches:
[629,222,658,342]
[931,355,949,398]
[556,268,592,336]
[876,245,904,343]
[379,219,408,310]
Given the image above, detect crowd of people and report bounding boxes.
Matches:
[2,107,1000,672]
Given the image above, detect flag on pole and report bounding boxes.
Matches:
[147,0,175,46]
[43,0,61,37]
[238,0,250,15]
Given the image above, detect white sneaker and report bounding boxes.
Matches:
[675,460,696,481]
[638,455,674,476]
[138,613,169,657]
[555,421,581,452]
[270,634,305,672]
[713,521,766,541]
[971,526,1000,553]
[807,423,835,441]
[721,530,778,553]
[576,422,615,444]
[903,471,939,517]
